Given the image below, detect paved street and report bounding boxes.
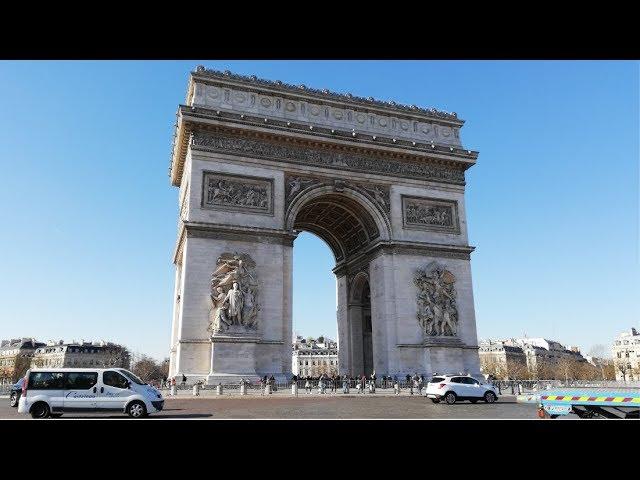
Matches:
[0,393,542,419]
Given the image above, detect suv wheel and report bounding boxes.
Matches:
[31,402,51,419]
[444,392,457,405]
[484,391,497,403]
[9,392,18,407]
[127,401,147,418]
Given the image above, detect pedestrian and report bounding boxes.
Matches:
[260,376,265,395]
[360,374,366,394]
[413,373,420,396]
[305,376,311,394]
[369,372,376,394]
[170,376,177,396]
[342,374,349,394]
[182,374,187,386]
[269,374,276,393]
[419,374,425,395]
[407,374,414,395]
[394,376,400,395]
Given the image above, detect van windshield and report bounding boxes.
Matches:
[118,369,146,385]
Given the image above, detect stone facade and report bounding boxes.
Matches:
[478,339,527,379]
[292,336,339,377]
[612,328,640,381]
[0,338,44,383]
[31,340,130,370]
[168,68,481,384]
[480,337,588,379]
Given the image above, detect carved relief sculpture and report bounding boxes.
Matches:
[402,195,459,233]
[202,172,273,214]
[414,262,458,337]
[208,252,260,335]
[284,174,390,214]
[193,133,466,185]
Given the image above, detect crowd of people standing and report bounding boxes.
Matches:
[290,372,427,395]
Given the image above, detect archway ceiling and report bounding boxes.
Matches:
[293,194,379,263]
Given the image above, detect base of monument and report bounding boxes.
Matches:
[206,373,290,385]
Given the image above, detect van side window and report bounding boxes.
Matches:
[103,371,129,389]
[29,372,65,390]
[65,372,98,390]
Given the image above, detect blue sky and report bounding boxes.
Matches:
[0,61,637,360]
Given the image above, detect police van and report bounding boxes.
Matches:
[17,368,164,418]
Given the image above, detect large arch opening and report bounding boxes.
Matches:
[292,193,380,264]
[290,190,384,377]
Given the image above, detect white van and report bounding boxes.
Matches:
[17,368,164,418]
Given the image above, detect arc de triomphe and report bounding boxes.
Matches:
[168,67,481,383]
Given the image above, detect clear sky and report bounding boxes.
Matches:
[0,61,637,361]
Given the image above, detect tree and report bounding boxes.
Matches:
[317,336,325,344]
[160,358,170,379]
[131,355,164,382]
[13,354,32,382]
[480,356,507,380]
[102,344,131,369]
[600,359,616,380]
[588,344,608,359]
[614,360,631,382]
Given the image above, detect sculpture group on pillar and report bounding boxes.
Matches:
[414,262,458,337]
[208,252,260,335]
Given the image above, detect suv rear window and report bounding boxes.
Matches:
[431,377,445,383]
[29,372,65,390]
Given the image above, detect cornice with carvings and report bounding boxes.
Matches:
[169,106,478,187]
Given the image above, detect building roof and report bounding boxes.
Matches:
[0,338,43,352]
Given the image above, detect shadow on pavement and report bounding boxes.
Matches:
[56,413,213,419]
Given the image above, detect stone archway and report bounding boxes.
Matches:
[167,67,482,384]
[286,187,387,376]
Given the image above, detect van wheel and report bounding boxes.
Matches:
[31,402,51,419]
[444,392,457,405]
[9,392,18,407]
[127,401,147,418]
[484,392,497,403]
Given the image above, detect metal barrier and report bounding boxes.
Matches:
[490,380,640,395]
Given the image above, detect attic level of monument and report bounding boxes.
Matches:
[169,68,478,187]
[189,67,465,124]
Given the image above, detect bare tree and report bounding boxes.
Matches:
[13,354,32,382]
[600,359,616,381]
[588,344,608,359]
[614,360,630,382]
[102,344,131,369]
[160,358,170,379]
[480,356,507,380]
[131,355,164,383]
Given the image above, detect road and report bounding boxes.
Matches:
[0,393,542,419]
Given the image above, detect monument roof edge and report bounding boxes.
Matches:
[190,66,465,125]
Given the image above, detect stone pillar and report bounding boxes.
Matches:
[336,275,350,375]
[348,304,364,376]
[369,252,397,375]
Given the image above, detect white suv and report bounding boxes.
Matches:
[425,374,498,405]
